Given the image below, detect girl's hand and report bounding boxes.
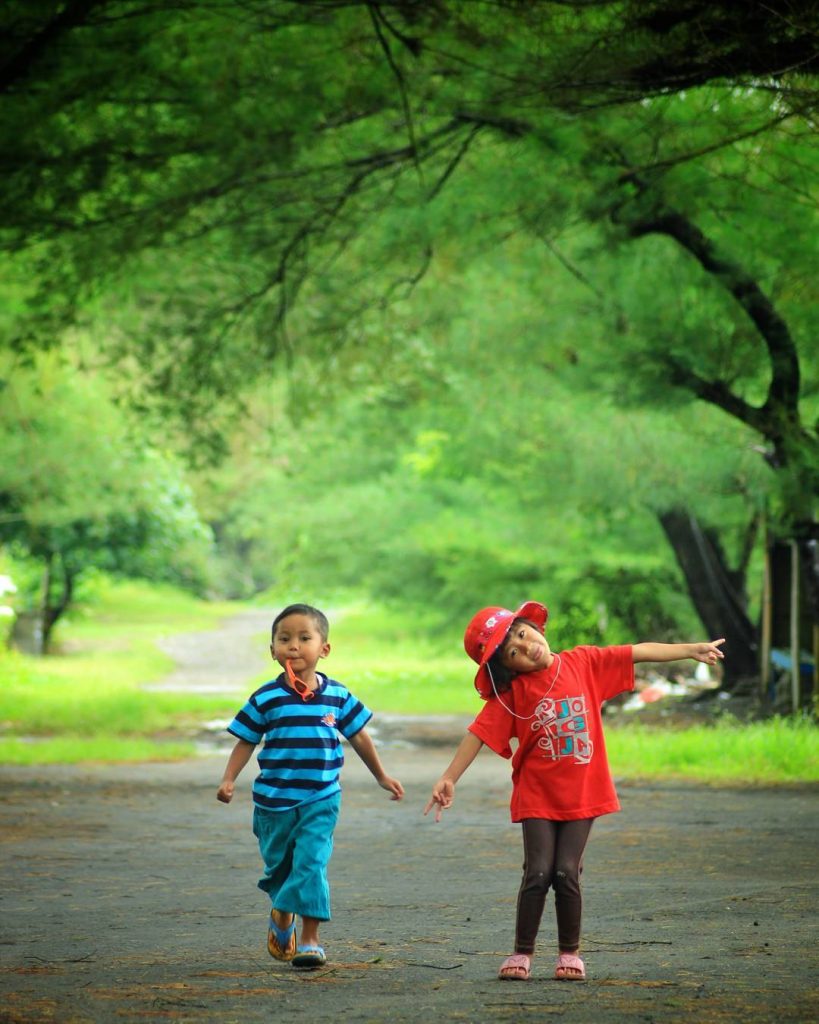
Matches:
[692,639,726,665]
[216,781,235,803]
[379,775,404,801]
[424,779,454,822]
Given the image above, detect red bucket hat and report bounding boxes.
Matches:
[464,601,548,699]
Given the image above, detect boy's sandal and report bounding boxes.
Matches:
[267,910,297,962]
[292,944,327,969]
[498,953,531,981]
[555,953,585,980]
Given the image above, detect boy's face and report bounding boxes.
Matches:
[500,620,553,674]
[270,613,330,675]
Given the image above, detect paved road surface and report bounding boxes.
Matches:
[1,751,816,1023]
[2,608,817,1022]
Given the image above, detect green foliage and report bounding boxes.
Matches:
[0,354,213,636]
[3,4,816,451]
[311,601,478,716]
[1,0,815,659]
[192,234,766,650]
[1,578,814,780]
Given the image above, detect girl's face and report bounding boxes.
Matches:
[500,620,553,674]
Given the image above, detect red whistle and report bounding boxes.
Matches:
[285,660,315,701]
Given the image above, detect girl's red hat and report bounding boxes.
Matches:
[463,602,548,699]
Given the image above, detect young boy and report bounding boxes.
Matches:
[217,603,404,969]
[425,601,725,981]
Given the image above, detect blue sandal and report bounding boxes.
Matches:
[292,944,326,969]
[267,910,296,962]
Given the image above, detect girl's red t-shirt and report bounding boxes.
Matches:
[469,645,634,822]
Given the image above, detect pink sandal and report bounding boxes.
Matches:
[555,952,585,980]
[498,953,531,980]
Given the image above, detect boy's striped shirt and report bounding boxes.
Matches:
[227,673,372,811]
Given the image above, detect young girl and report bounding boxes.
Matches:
[424,601,724,982]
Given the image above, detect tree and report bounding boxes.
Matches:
[2,1,816,669]
[196,239,774,674]
[0,355,212,651]
[2,2,815,397]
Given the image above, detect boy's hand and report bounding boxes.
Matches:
[216,781,235,803]
[692,639,726,665]
[424,779,454,822]
[379,775,404,801]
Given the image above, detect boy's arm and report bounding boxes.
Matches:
[632,639,725,665]
[347,728,404,800]
[424,731,484,823]
[216,738,256,803]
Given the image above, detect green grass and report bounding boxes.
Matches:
[0,579,244,762]
[0,736,195,765]
[305,600,480,716]
[1,584,816,781]
[607,716,818,784]
[238,598,479,714]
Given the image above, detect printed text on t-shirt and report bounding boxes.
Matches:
[531,695,594,763]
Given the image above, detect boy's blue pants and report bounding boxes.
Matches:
[252,792,341,921]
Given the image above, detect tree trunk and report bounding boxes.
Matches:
[8,611,45,655]
[41,557,74,654]
[7,554,76,656]
[621,198,819,659]
[658,509,759,692]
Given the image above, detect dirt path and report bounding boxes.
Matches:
[1,614,817,1023]
[149,608,275,695]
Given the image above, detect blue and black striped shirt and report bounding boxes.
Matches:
[227,673,373,812]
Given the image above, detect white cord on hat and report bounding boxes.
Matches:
[488,654,562,720]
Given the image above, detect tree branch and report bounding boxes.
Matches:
[367,2,424,183]
[625,208,801,421]
[662,355,769,433]
[0,0,107,95]
[616,112,796,185]
[428,122,481,200]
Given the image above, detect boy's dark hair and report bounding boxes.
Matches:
[271,604,330,642]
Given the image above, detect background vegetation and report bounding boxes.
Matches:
[1,3,816,757]
[0,577,815,782]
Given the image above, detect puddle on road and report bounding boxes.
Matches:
[195,713,472,755]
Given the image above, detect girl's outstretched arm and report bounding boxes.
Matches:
[424,731,484,823]
[632,639,725,665]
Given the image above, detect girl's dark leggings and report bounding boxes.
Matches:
[515,817,594,955]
